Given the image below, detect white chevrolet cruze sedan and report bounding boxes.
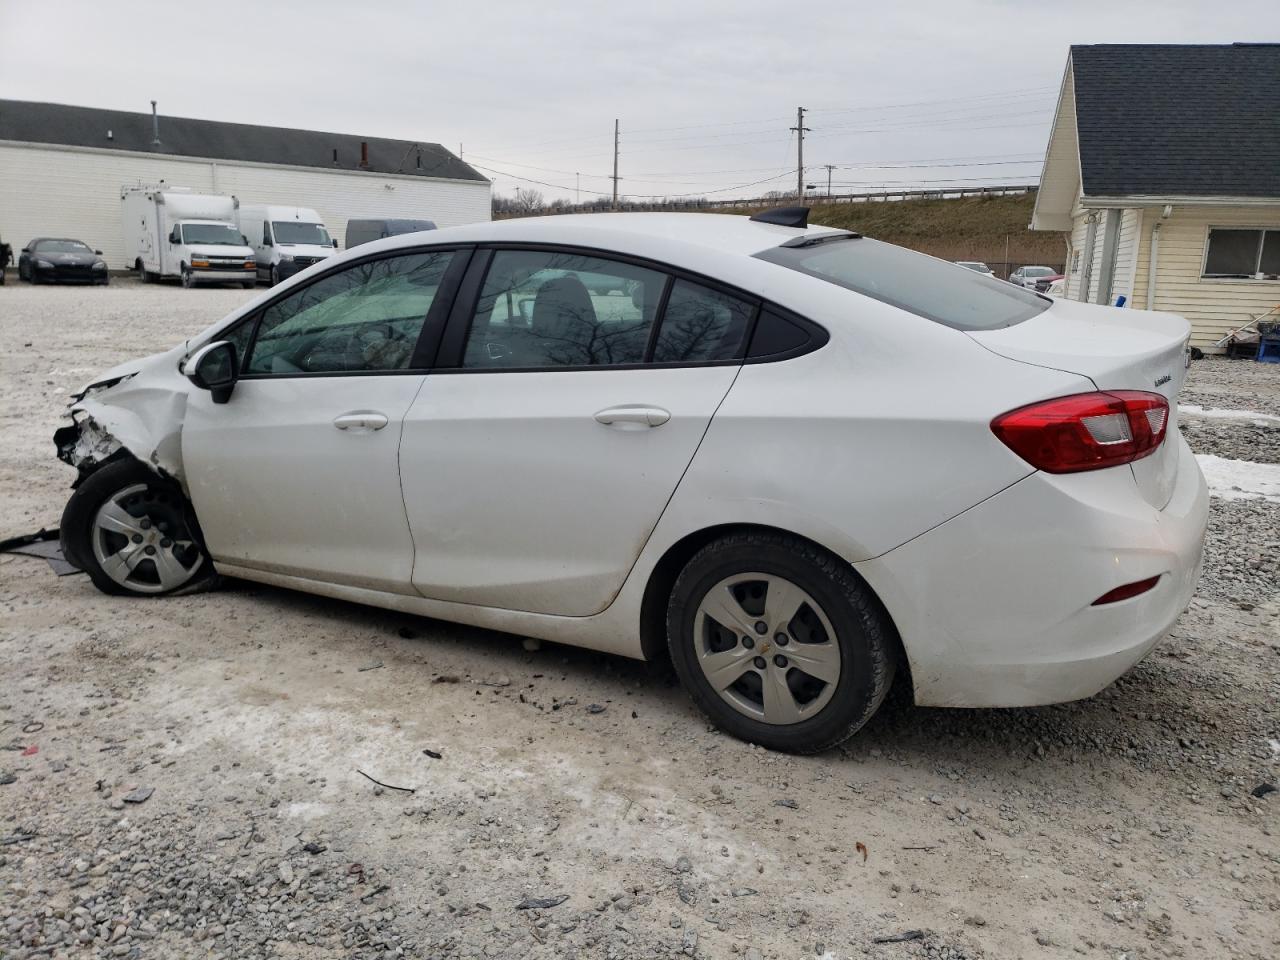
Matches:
[53,209,1208,753]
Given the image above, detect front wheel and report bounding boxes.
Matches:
[181,266,195,289]
[60,460,213,596]
[667,532,896,753]
[269,266,280,287]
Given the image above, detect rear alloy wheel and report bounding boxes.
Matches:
[667,532,896,753]
[61,460,212,596]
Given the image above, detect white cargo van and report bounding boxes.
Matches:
[238,204,338,286]
[121,187,256,288]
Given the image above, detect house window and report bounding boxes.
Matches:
[1203,228,1280,279]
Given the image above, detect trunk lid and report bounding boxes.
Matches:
[969,298,1191,508]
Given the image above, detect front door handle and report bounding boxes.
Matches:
[333,411,389,432]
[593,405,671,428]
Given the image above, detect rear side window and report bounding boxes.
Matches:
[747,308,820,359]
[462,249,665,368]
[756,236,1048,330]
[652,280,754,363]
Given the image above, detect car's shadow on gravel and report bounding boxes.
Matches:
[218,578,1247,781]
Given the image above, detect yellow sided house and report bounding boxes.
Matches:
[1032,43,1280,349]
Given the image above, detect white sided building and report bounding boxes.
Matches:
[1031,44,1280,349]
[0,99,491,269]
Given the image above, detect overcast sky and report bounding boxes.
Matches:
[1,0,1273,202]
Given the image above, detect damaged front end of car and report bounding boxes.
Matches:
[53,347,194,489]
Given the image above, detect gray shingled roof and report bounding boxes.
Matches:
[0,99,487,183]
[1071,43,1280,198]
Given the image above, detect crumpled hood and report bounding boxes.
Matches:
[74,346,185,399]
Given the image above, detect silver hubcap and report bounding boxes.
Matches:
[694,573,841,725]
[91,483,202,594]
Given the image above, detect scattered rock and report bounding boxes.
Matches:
[516,894,569,910]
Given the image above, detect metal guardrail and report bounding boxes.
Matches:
[496,185,1039,218]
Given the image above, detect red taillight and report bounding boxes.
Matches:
[1092,575,1161,606]
[991,391,1169,474]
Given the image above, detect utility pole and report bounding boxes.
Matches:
[611,119,620,210]
[790,107,809,200]
[824,164,835,198]
[576,172,580,206]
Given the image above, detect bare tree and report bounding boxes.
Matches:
[513,188,545,216]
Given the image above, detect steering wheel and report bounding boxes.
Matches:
[303,322,409,371]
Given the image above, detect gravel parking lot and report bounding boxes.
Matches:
[2,276,1278,960]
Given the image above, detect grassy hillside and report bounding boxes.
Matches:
[732,193,1065,273]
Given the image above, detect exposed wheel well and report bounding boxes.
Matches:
[638,523,907,675]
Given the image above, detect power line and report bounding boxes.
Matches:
[469,161,796,200]
[476,92,1054,160]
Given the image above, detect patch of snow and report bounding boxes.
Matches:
[1180,404,1280,426]
[1195,454,1280,503]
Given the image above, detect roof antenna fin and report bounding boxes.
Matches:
[750,206,809,228]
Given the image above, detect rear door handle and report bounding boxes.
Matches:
[333,411,389,432]
[593,405,671,428]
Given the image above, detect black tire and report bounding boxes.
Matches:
[666,531,896,754]
[181,266,194,289]
[269,266,280,287]
[60,459,214,597]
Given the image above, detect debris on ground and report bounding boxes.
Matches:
[516,894,569,910]
[873,929,925,944]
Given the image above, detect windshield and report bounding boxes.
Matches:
[956,262,989,271]
[756,237,1049,331]
[273,221,332,246]
[1024,266,1056,278]
[36,239,92,253]
[181,223,244,246]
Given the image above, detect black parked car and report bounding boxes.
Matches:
[18,238,110,285]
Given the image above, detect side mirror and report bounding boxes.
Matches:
[242,234,250,245]
[183,341,238,404]
[263,236,272,247]
[94,249,103,255]
[169,230,180,244]
[332,239,339,248]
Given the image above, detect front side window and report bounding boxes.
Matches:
[756,236,1048,331]
[652,279,754,363]
[245,251,453,375]
[1204,228,1280,279]
[461,250,665,369]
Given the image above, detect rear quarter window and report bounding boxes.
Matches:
[756,236,1049,331]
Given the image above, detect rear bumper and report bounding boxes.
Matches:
[855,434,1208,707]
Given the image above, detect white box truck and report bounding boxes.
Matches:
[237,204,338,286]
[121,186,256,288]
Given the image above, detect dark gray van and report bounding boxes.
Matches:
[344,218,437,250]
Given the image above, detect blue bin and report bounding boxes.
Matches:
[1258,336,1280,364]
